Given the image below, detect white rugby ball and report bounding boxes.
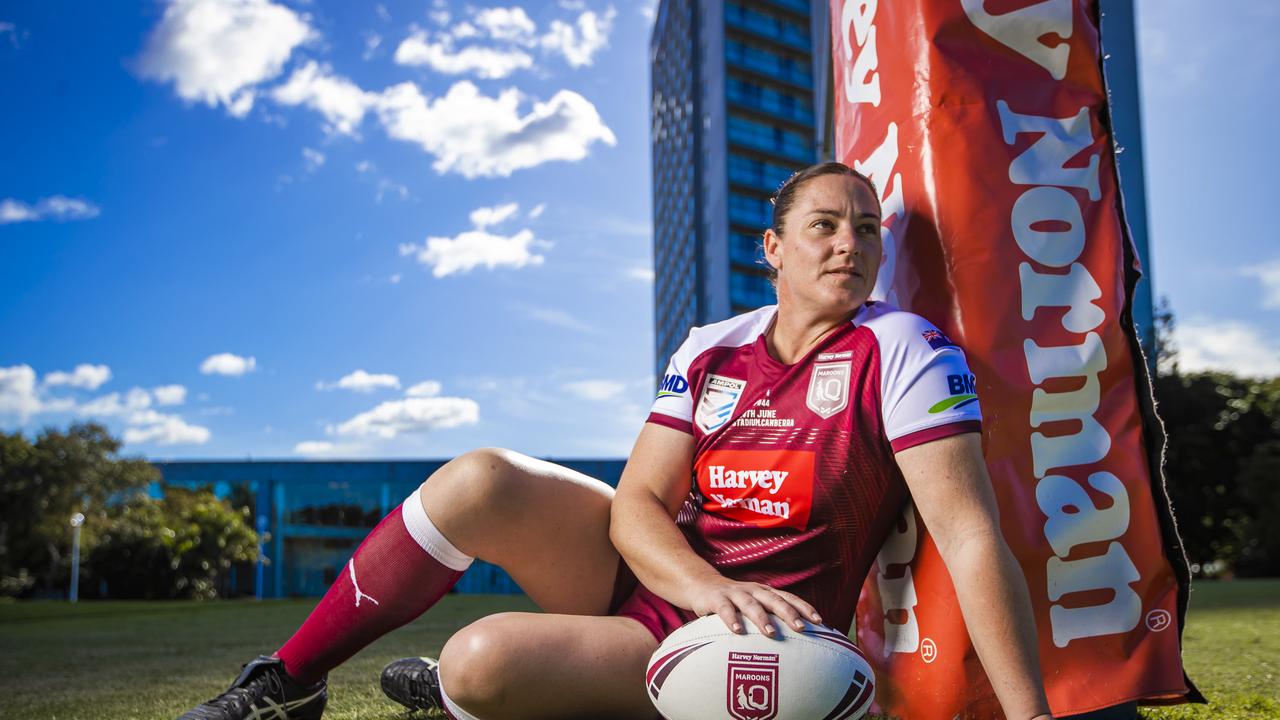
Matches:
[646,615,875,720]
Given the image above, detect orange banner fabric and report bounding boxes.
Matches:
[829,1,1193,717]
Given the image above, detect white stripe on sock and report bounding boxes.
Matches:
[402,488,474,572]
[439,669,486,720]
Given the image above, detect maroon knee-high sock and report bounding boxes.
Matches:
[276,490,471,684]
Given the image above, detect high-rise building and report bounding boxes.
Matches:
[650,0,819,375]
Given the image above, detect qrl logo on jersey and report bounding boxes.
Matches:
[696,450,815,530]
[695,374,748,433]
[727,652,778,720]
[806,361,851,419]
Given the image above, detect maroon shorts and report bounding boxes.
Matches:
[608,561,695,643]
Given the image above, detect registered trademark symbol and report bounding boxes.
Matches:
[920,637,938,663]
[1146,609,1171,632]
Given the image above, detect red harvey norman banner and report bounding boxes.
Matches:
[829,1,1195,717]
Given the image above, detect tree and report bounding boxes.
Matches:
[1,422,259,598]
[1151,299,1280,576]
[84,487,259,599]
[0,423,156,596]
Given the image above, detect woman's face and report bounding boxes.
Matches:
[764,174,883,316]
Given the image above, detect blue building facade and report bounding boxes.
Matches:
[651,0,819,376]
[154,459,626,598]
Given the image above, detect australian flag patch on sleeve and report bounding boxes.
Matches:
[921,328,957,351]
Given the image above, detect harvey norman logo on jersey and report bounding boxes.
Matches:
[696,449,814,530]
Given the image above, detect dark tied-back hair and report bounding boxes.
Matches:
[762,162,879,283]
[769,161,877,236]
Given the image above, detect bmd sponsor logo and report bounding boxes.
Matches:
[928,373,978,414]
[657,373,689,399]
[696,449,814,530]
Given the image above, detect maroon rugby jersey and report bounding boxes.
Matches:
[647,301,982,634]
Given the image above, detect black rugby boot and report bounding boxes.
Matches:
[380,656,444,712]
[178,655,327,720]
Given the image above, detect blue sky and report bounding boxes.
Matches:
[1,0,1277,460]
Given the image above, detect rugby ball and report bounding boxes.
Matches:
[646,615,875,720]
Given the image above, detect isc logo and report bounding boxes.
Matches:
[658,373,689,397]
[947,373,976,396]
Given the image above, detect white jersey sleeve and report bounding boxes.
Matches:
[860,304,983,452]
[649,335,699,430]
[647,307,777,434]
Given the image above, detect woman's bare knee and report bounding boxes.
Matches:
[421,448,519,507]
[438,614,525,714]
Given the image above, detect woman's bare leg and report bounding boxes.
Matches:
[438,612,659,720]
[420,448,622,614]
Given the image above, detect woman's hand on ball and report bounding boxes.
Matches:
[687,578,822,637]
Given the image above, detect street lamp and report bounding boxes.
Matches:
[69,513,84,604]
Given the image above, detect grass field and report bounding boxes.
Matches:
[0,580,1275,719]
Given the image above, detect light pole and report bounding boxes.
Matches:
[69,512,84,604]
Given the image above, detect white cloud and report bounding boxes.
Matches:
[541,8,616,68]
[0,22,20,48]
[394,31,533,78]
[521,306,596,334]
[375,81,615,178]
[376,178,409,203]
[474,7,538,44]
[302,146,325,172]
[470,202,520,229]
[123,414,211,445]
[152,384,188,405]
[34,383,211,446]
[400,228,546,277]
[331,396,479,438]
[1242,259,1280,309]
[626,266,655,282]
[389,273,402,284]
[528,202,546,219]
[265,66,614,178]
[0,365,42,420]
[271,60,375,135]
[200,352,257,376]
[406,380,442,397]
[78,388,153,417]
[563,379,626,401]
[293,440,360,456]
[137,0,314,118]
[0,196,100,224]
[1173,318,1280,377]
[363,31,382,60]
[43,364,112,390]
[317,369,401,393]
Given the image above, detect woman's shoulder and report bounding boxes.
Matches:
[857,302,960,353]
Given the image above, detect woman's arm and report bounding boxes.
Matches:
[895,432,1052,720]
[610,422,821,636]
